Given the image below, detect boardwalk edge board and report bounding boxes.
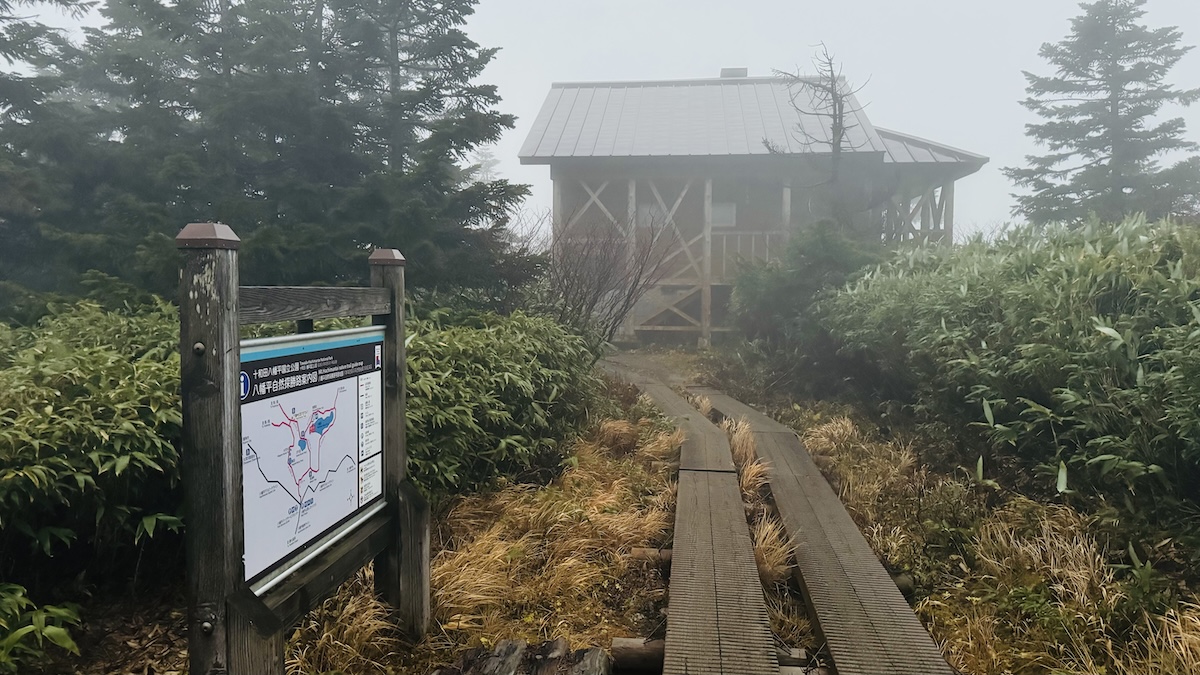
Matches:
[600,358,779,675]
[691,387,957,675]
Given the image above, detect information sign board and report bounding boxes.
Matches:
[239,327,385,582]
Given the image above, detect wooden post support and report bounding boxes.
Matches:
[178,223,283,675]
[369,249,429,639]
[919,190,930,236]
[627,178,638,267]
[552,178,564,238]
[781,179,792,231]
[700,178,713,349]
[942,181,955,244]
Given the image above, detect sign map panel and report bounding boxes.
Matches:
[239,329,385,582]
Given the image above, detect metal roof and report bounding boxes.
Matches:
[518,76,988,170]
[518,76,884,161]
[876,127,988,166]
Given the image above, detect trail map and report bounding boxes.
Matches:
[240,330,384,582]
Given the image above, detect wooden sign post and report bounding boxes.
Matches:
[178,223,429,675]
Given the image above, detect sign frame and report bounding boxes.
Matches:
[177,223,429,675]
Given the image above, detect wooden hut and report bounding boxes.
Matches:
[519,69,987,345]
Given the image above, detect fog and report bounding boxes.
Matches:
[33,0,1200,237]
[466,0,1200,237]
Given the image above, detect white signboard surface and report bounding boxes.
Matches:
[239,328,385,582]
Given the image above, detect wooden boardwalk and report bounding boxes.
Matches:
[601,360,777,675]
[690,387,958,675]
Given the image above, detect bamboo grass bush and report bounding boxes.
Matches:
[0,302,601,671]
[820,218,1200,528]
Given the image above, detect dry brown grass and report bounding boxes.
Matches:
[595,419,639,456]
[720,417,757,471]
[764,591,817,652]
[284,416,681,675]
[751,516,794,586]
[738,458,771,505]
[287,566,398,675]
[801,412,1200,675]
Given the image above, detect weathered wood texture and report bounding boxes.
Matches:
[696,390,957,675]
[629,547,672,566]
[603,363,775,675]
[180,232,427,674]
[611,637,665,673]
[178,223,284,675]
[238,286,391,325]
[369,250,430,639]
[638,383,735,473]
[667,470,777,675]
[433,640,610,675]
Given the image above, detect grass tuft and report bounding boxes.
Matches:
[801,411,1200,675]
[286,566,398,675]
[720,417,757,471]
[739,458,771,506]
[594,419,640,456]
[751,516,794,586]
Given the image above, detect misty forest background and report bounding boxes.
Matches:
[3,0,1200,673]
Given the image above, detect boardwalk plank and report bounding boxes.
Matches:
[602,361,775,675]
[699,391,957,675]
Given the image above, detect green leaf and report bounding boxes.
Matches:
[982,399,994,427]
[1095,324,1123,344]
[40,625,79,655]
[140,515,157,540]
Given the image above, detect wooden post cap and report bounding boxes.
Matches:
[176,222,240,249]
[368,249,406,266]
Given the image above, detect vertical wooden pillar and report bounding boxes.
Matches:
[781,179,792,231]
[919,191,931,237]
[178,223,283,675]
[942,181,955,244]
[552,178,564,239]
[902,191,913,240]
[627,178,638,267]
[369,249,429,640]
[700,178,713,349]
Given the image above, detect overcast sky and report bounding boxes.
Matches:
[466,0,1200,237]
[37,0,1200,238]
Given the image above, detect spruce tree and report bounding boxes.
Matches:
[0,0,529,296]
[1004,0,1199,225]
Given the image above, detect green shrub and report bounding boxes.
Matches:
[731,220,885,344]
[0,301,181,670]
[405,310,599,495]
[818,218,1200,521]
[0,301,598,667]
[719,221,885,398]
[0,301,183,560]
[0,584,80,673]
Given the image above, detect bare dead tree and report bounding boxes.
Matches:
[768,44,894,229]
[528,211,674,356]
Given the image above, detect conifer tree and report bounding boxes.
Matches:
[0,0,529,296]
[1004,0,1199,225]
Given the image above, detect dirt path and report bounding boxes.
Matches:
[602,350,702,389]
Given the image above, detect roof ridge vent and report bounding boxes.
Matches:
[719,67,748,78]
